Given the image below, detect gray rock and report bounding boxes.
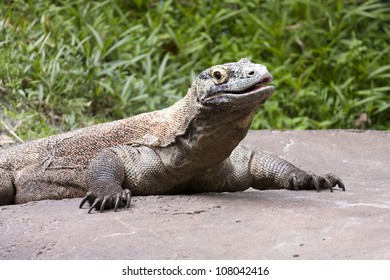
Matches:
[1,130,389,259]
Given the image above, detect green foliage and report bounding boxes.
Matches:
[0,0,389,140]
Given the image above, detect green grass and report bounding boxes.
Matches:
[1,0,389,141]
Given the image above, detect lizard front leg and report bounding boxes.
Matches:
[79,148,130,213]
[80,144,185,213]
[247,147,345,192]
[187,145,344,193]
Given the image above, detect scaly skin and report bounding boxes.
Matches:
[0,58,344,213]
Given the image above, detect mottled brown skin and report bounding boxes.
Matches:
[0,59,344,213]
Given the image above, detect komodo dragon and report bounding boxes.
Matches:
[0,58,344,213]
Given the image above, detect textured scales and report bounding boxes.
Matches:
[0,58,345,212]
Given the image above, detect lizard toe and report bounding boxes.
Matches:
[99,195,110,213]
[288,174,299,191]
[84,189,132,213]
[310,174,320,192]
[114,194,121,212]
[88,198,102,214]
[79,191,94,209]
[286,170,341,192]
[324,173,346,191]
[124,189,132,208]
[309,173,345,192]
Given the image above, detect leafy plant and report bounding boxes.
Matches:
[0,0,389,141]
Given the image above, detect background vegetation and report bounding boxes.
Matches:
[1,0,389,142]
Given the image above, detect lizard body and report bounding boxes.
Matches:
[0,58,344,212]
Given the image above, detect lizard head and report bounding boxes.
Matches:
[193,58,275,107]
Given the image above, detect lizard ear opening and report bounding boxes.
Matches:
[211,67,229,84]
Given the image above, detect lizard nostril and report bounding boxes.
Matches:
[247,70,255,77]
[260,75,273,84]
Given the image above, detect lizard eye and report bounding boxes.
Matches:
[213,71,222,80]
[211,67,228,84]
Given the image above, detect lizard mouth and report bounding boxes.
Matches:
[232,75,274,95]
[236,83,275,97]
[206,74,275,102]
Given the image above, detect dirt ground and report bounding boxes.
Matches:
[1,130,389,260]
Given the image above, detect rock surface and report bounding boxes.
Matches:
[1,130,389,260]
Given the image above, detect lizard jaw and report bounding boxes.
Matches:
[229,84,275,104]
[228,74,274,95]
[203,85,275,106]
[205,74,275,103]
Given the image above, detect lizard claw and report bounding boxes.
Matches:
[324,178,332,192]
[88,197,102,214]
[113,189,131,212]
[287,171,345,192]
[79,189,132,213]
[310,174,320,192]
[325,173,345,191]
[79,191,92,209]
[125,189,132,208]
[114,193,121,212]
[99,196,109,213]
[289,174,299,191]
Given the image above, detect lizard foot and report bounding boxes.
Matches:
[287,172,345,192]
[79,189,132,213]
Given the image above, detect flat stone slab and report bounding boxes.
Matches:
[1,130,389,259]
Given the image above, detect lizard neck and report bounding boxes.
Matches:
[158,87,260,175]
